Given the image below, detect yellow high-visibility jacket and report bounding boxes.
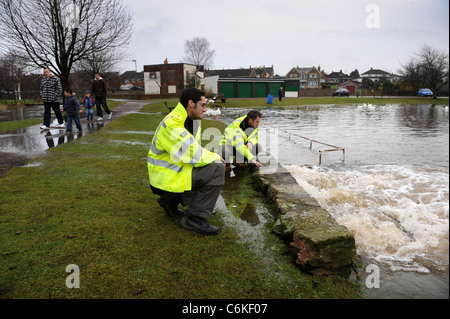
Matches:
[220,115,258,162]
[148,103,221,193]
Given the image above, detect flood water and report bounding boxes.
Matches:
[220,103,449,299]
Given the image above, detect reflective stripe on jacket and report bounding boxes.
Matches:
[220,115,258,162]
[148,102,221,193]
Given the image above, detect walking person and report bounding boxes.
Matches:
[147,88,225,236]
[278,87,283,101]
[40,68,64,130]
[91,73,112,121]
[82,91,95,121]
[63,88,83,133]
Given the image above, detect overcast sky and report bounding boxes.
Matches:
[120,0,449,76]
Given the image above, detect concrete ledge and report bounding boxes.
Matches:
[252,157,356,277]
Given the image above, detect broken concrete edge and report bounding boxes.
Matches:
[251,157,356,277]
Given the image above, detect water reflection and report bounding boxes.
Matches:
[397,104,449,136]
[221,167,261,225]
[0,104,43,122]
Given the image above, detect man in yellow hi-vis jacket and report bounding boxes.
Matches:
[220,110,263,169]
[148,88,225,235]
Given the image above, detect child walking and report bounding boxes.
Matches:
[82,90,95,121]
[63,88,83,133]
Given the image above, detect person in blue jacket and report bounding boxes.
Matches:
[82,91,95,121]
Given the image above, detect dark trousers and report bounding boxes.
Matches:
[66,114,82,131]
[156,162,225,219]
[95,96,111,117]
[220,143,261,165]
[43,102,64,127]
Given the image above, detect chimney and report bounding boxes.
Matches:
[164,58,168,64]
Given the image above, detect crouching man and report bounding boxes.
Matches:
[220,110,263,170]
[147,88,225,236]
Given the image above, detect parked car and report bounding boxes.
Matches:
[120,84,134,91]
[418,88,433,97]
[332,88,350,97]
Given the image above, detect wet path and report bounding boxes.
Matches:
[0,100,149,176]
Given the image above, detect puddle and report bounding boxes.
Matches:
[216,168,290,281]
[0,100,150,176]
[108,139,150,146]
[23,161,44,167]
[108,130,155,135]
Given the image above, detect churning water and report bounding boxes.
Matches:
[221,103,449,298]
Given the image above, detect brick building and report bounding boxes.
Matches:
[143,59,205,97]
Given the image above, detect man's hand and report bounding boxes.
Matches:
[251,159,263,167]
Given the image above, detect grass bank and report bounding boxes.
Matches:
[0,119,42,133]
[0,101,361,299]
[211,96,449,109]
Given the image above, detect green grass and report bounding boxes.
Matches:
[214,96,449,109]
[0,119,42,133]
[0,101,361,299]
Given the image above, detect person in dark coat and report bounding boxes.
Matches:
[278,87,283,101]
[63,88,83,133]
[91,73,112,121]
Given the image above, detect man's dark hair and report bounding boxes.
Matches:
[247,110,262,120]
[65,88,73,94]
[180,88,205,108]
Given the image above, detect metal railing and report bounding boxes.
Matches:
[266,126,345,165]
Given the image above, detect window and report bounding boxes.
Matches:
[168,85,176,94]
[168,70,175,80]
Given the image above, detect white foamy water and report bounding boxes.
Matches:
[286,164,449,273]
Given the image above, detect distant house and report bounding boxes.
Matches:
[286,66,321,89]
[120,71,144,88]
[361,68,394,82]
[326,70,351,86]
[254,65,275,78]
[205,65,274,79]
[143,59,204,96]
[340,80,359,94]
[320,70,328,84]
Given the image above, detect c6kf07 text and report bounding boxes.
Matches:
[182,303,268,316]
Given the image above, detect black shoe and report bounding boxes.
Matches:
[180,213,220,236]
[157,197,184,218]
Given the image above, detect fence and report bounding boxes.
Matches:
[267,126,345,165]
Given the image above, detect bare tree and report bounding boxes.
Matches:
[400,44,449,98]
[417,44,449,98]
[0,50,33,100]
[74,48,127,84]
[0,0,133,90]
[183,37,215,69]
